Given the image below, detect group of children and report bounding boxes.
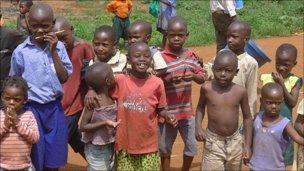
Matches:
[0,1,303,171]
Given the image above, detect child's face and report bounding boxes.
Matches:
[129,44,152,77]
[1,86,26,113]
[227,25,248,54]
[275,52,296,78]
[54,25,74,50]
[127,26,149,45]
[93,32,116,62]
[19,3,30,15]
[166,23,188,51]
[262,91,283,117]
[28,12,53,44]
[212,57,238,87]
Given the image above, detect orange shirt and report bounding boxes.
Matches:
[106,0,132,19]
[111,74,167,154]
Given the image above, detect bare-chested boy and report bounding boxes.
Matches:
[195,49,253,171]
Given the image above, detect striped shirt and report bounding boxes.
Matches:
[0,110,39,170]
[161,49,204,120]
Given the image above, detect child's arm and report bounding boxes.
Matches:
[156,108,177,127]
[15,113,39,144]
[0,115,11,138]
[295,114,304,137]
[44,33,70,84]
[240,89,253,165]
[272,73,302,108]
[284,122,304,145]
[79,107,119,132]
[195,85,207,141]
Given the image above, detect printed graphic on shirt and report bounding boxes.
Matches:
[123,93,148,113]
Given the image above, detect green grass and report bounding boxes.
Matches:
[5,0,304,47]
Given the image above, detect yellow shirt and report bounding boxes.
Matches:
[260,73,299,93]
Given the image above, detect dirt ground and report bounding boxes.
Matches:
[1,1,303,170]
[63,34,303,171]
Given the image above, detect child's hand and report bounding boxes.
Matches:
[44,32,59,53]
[106,119,121,128]
[172,74,183,84]
[271,72,284,86]
[182,73,194,82]
[84,90,100,110]
[7,107,19,126]
[4,109,13,129]
[242,147,252,165]
[165,114,177,127]
[195,128,206,142]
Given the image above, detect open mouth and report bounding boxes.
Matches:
[137,63,147,70]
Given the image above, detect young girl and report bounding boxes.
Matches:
[0,76,39,170]
[260,43,302,165]
[80,62,119,171]
[249,83,304,171]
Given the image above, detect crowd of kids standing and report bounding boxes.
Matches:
[0,0,303,171]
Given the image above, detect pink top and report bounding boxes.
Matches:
[0,110,39,170]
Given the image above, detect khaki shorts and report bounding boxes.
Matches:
[201,129,243,171]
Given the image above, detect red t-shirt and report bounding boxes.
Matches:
[61,41,94,116]
[161,49,204,120]
[111,74,167,154]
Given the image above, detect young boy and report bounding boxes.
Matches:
[205,21,258,118]
[0,76,39,171]
[260,44,302,165]
[159,16,204,171]
[17,0,33,35]
[250,82,304,171]
[53,16,94,159]
[195,50,253,170]
[111,42,177,170]
[0,13,26,108]
[9,3,73,170]
[127,20,167,76]
[107,0,132,44]
[89,25,127,74]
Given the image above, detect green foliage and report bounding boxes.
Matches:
[5,0,303,47]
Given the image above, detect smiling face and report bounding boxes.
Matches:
[2,86,26,113]
[212,51,238,87]
[128,42,152,78]
[27,4,54,44]
[275,51,296,78]
[166,21,188,51]
[227,22,249,55]
[93,30,116,62]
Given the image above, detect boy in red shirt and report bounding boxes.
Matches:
[53,16,94,159]
[111,42,177,170]
[159,16,205,171]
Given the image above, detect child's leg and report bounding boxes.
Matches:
[122,17,130,41]
[224,132,243,171]
[66,111,85,159]
[178,117,197,171]
[84,143,115,171]
[113,16,123,43]
[158,122,178,170]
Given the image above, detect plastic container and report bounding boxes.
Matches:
[235,0,244,10]
[245,39,271,67]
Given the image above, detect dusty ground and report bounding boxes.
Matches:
[1,1,303,170]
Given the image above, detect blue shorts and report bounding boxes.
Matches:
[26,99,68,170]
[158,116,197,157]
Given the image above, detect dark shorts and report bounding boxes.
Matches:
[112,16,130,41]
[26,99,68,170]
[66,111,84,153]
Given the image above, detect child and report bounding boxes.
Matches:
[53,16,94,159]
[0,76,39,170]
[17,0,33,35]
[127,20,167,76]
[9,3,73,170]
[110,42,177,170]
[0,13,26,108]
[107,0,132,44]
[195,50,253,170]
[260,43,302,165]
[294,88,304,170]
[89,25,127,74]
[159,16,204,171]
[249,82,304,170]
[157,0,176,49]
[80,62,119,170]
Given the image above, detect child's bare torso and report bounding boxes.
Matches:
[204,81,246,136]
